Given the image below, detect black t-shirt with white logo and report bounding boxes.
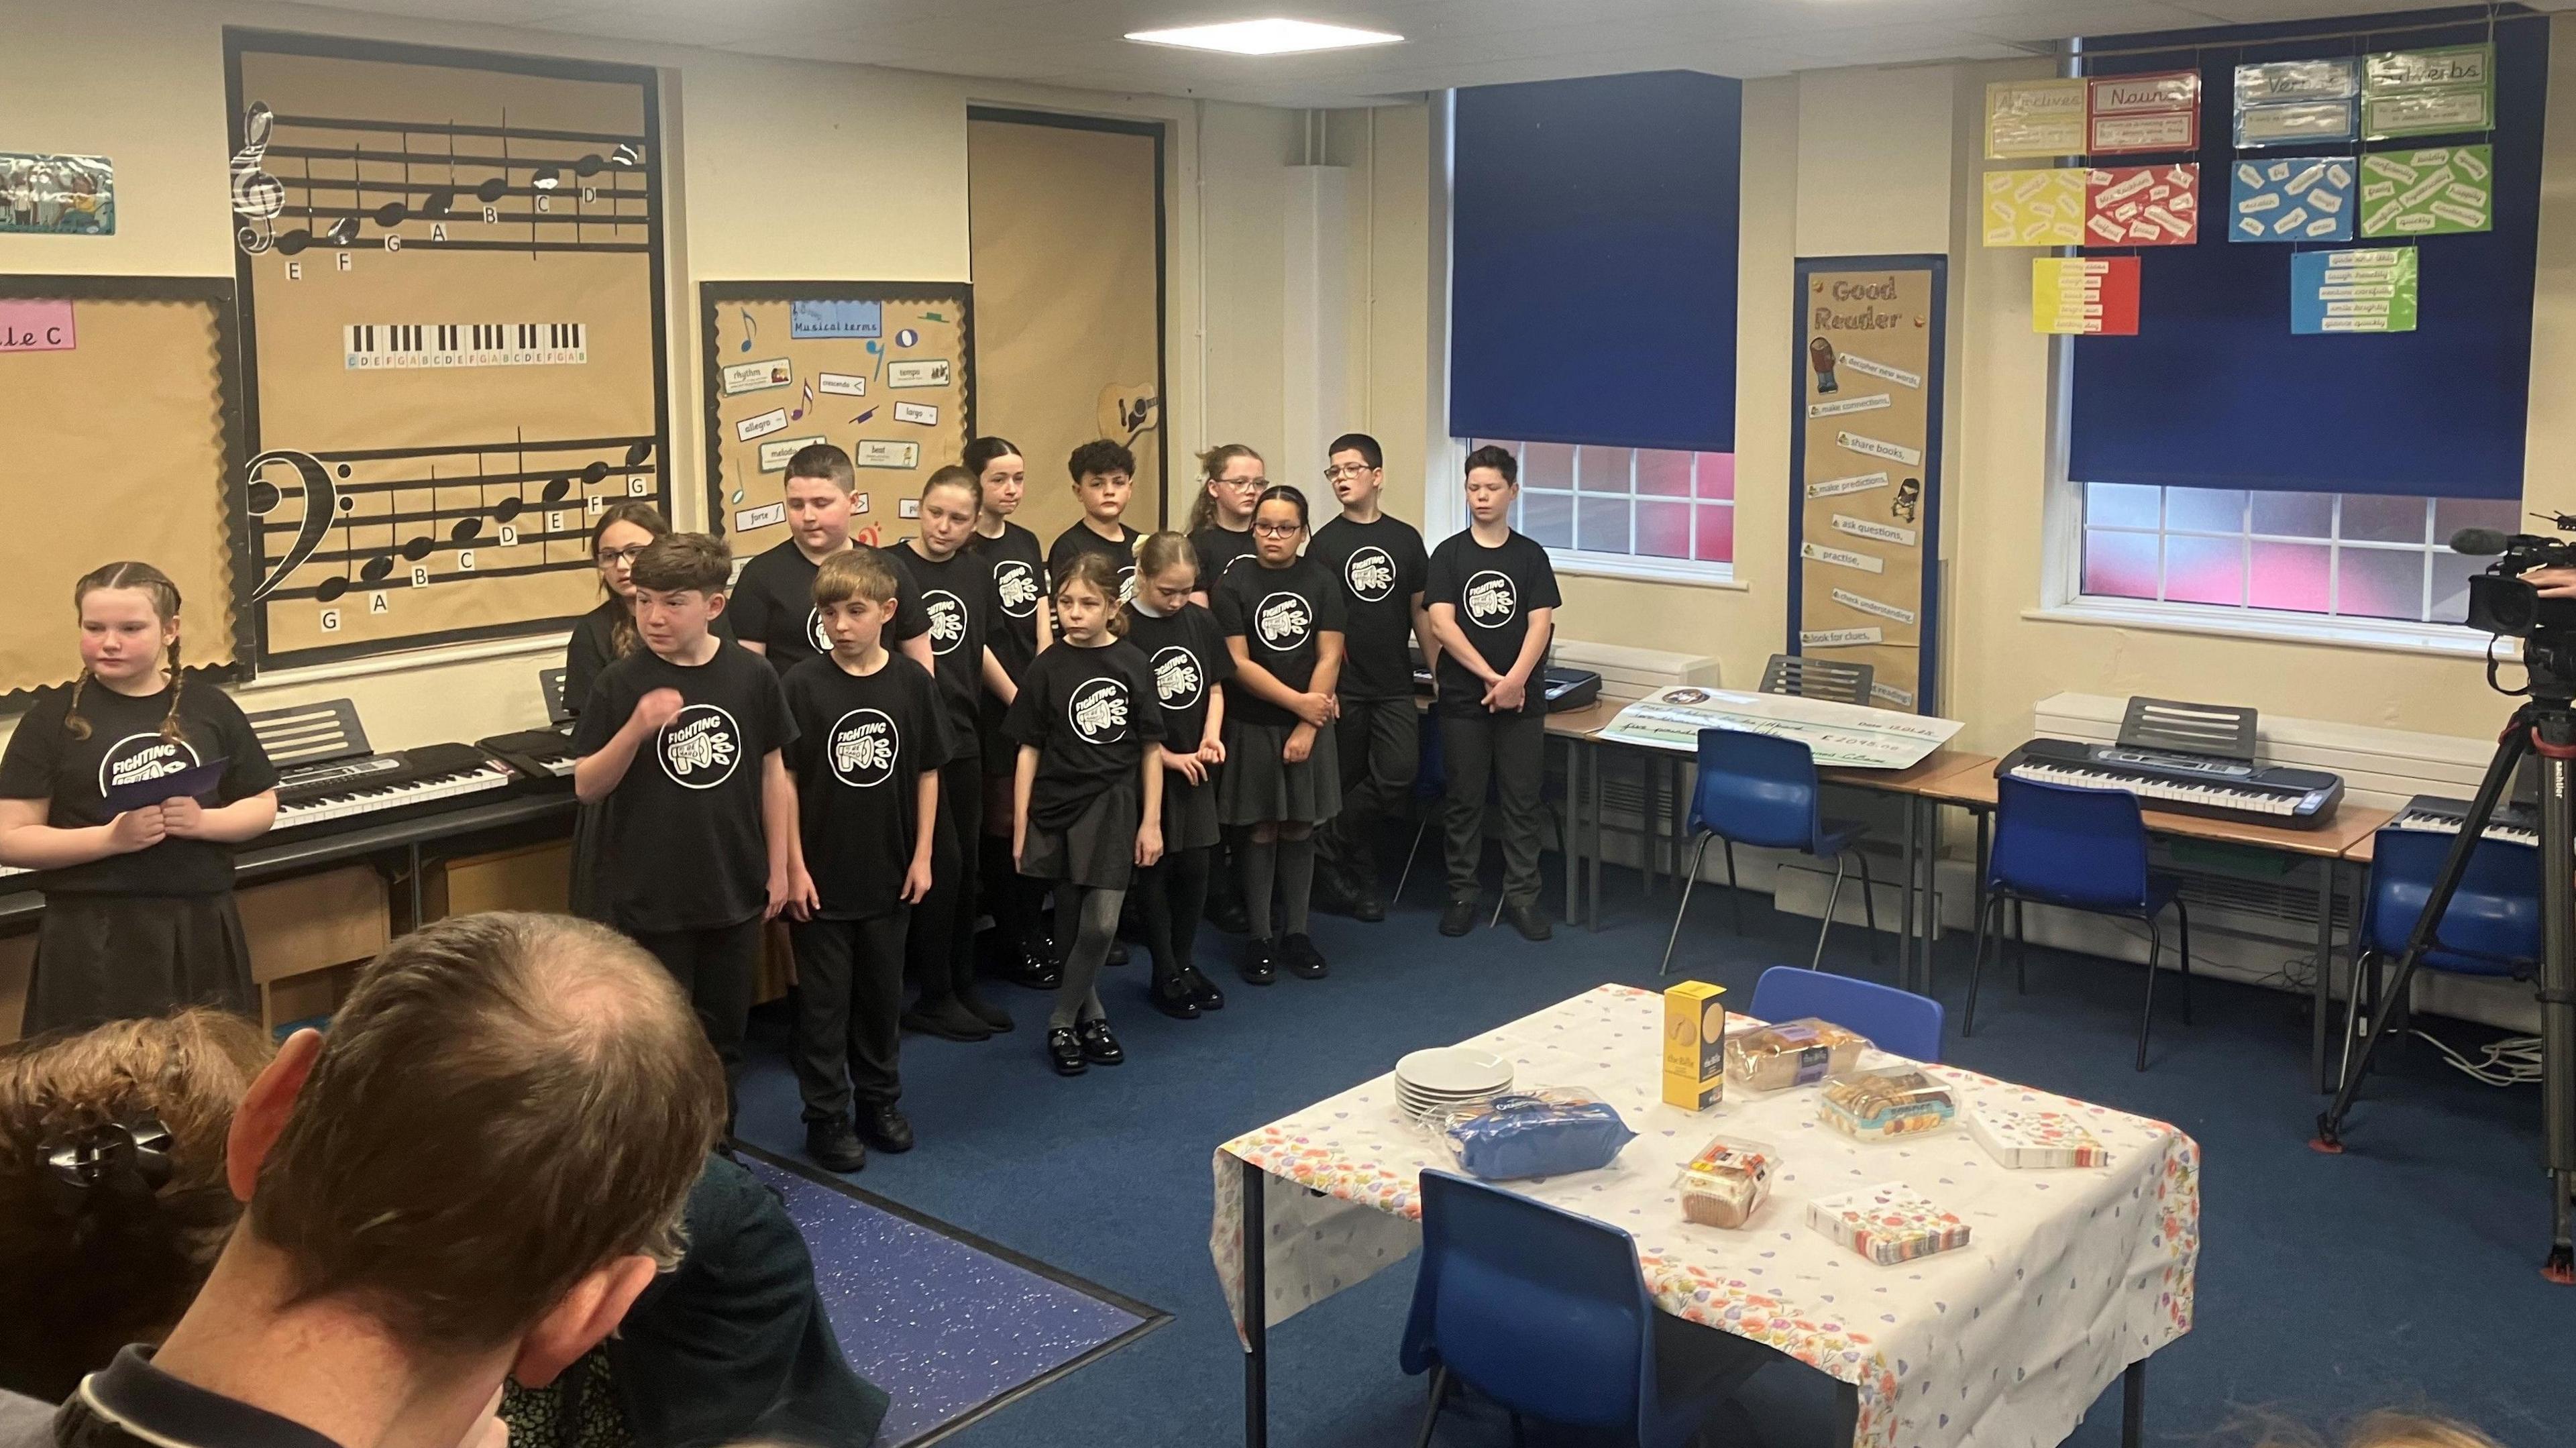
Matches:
[731,541,929,676]
[890,539,994,745]
[1122,604,1234,754]
[1424,528,1562,718]
[1213,554,1346,729]
[1047,521,1142,606]
[783,652,953,920]
[967,522,1048,681]
[572,640,797,932]
[1002,640,1165,832]
[564,598,735,719]
[1187,525,1259,596]
[0,674,279,896]
[1309,514,1429,701]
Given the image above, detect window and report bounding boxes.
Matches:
[1470,439,1735,571]
[2078,485,2515,625]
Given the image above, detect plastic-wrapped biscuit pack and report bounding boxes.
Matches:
[1818,1068,1957,1141]
[1676,1135,1778,1229]
[1428,1088,1638,1182]
[1725,1018,1870,1093]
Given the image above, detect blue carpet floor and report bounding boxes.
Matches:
[733,860,2572,1448]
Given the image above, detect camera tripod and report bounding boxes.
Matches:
[2310,690,2576,1282]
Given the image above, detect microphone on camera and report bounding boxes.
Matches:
[2451,528,2524,557]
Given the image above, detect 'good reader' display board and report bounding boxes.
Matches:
[0,278,254,705]
[226,33,670,668]
[1788,258,1947,715]
[700,282,975,553]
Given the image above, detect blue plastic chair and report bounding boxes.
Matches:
[1658,728,1876,976]
[1394,717,1448,904]
[2340,826,2542,1083]
[1399,1170,1765,1448]
[1966,775,2192,1071]
[1749,964,1943,1062]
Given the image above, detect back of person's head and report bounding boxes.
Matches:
[0,1009,273,1400]
[248,912,726,1356]
[784,443,858,492]
[632,533,732,596]
[2247,1410,2503,1448]
[813,546,900,610]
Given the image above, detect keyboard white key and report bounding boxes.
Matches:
[275,764,513,829]
[2390,810,2539,846]
[2006,762,2304,815]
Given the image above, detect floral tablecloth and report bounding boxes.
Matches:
[1209,984,2198,1448]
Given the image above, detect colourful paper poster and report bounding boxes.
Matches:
[2084,164,2199,246]
[2088,70,2200,154]
[1986,78,2088,160]
[0,153,115,235]
[2033,256,2139,336]
[2363,44,2493,139]
[2229,156,2355,242]
[1982,168,2084,246]
[2359,146,2492,237]
[2233,58,2360,148]
[2292,247,2418,334]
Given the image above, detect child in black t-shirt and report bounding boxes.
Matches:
[1123,533,1234,1020]
[1307,432,1435,922]
[1213,486,1347,985]
[732,443,933,676]
[1423,446,1562,944]
[963,435,1060,990]
[780,548,952,1174]
[1185,443,1265,606]
[573,532,798,1117]
[0,562,279,1034]
[1006,553,1164,1077]
[1046,439,1143,607]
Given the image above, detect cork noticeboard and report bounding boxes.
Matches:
[0,276,253,708]
[699,282,974,552]
[1788,257,1947,715]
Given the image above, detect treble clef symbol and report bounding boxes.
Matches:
[231,102,285,256]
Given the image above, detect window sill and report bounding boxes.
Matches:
[2021,599,2512,661]
[1546,551,1746,590]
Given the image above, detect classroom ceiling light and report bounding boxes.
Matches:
[1122,18,1405,56]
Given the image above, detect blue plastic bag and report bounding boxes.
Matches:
[1436,1091,1638,1181]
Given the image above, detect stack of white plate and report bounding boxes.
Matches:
[1395,1046,1513,1121]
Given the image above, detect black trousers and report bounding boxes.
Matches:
[629,915,763,1110]
[789,909,910,1121]
[1441,710,1548,907]
[906,758,981,1003]
[1324,695,1419,882]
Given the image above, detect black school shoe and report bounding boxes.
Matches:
[1349,878,1387,924]
[1106,938,1131,967]
[902,999,994,1042]
[1150,973,1203,1019]
[1077,1018,1125,1064]
[998,939,1061,991]
[1239,937,1281,986]
[1502,901,1554,942]
[1046,1026,1087,1076]
[1439,897,1478,937]
[960,989,1016,1034]
[1282,933,1329,980]
[1183,965,1227,1011]
[859,1104,915,1154]
[806,1118,867,1174]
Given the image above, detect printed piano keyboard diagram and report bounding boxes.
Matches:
[227,35,668,666]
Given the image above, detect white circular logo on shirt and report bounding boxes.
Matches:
[1150,646,1205,710]
[1463,571,1518,629]
[657,704,742,789]
[1344,546,1398,604]
[1116,565,1137,604]
[994,560,1040,619]
[1254,592,1314,651]
[923,590,969,656]
[804,608,832,654]
[97,733,202,797]
[826,708,899,789]
[1065,677,1132,745]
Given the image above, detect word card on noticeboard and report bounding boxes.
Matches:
[1794,264,1940,714]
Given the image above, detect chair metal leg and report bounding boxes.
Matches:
[1395,818,1430,904]
[2174,899,2194,1025]
[1660,833,1713,977]
[2013,897,2029,994]
[1411,1364,1451,1448]
[1722,838,1743,935]
[2137,917,2163,1072]
[1964,891,2000,1037]
[1811,854,1849,972]
[1854,850,1882,968]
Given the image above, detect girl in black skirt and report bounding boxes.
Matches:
[1214,486,1346,986]
[1123,533,1234,1019]
[0,563,279,1034]
[1005,553,1165,1076]
[962,437,1059,988]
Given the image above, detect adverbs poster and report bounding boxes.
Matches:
[2363,45,2493,140]
[2359,146,2492,237]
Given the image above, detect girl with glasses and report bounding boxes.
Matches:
[1186,444,1266,607]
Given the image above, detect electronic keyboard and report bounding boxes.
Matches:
[1997,736,2345,828]
[477,728,578,783]
[273,742,515,832]
[2387,794,2540,848]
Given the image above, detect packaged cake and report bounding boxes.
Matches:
[1806,1182,1973,1265]
[1725,1018,1869,1092]
[1430,1089,1637,1182]
[1676,1135,1778,1229]
[1818,1068,1957,1141]
[1967,1101,2112,1168]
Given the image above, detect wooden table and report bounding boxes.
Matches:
[1917,763,2392,1090]
[1818,749,1998,995]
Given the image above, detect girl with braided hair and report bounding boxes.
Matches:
[0,563,278,1034]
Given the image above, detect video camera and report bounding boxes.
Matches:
[2456,515,2576,641]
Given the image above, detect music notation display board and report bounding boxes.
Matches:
[699,282,974,553]
[225,33,669,667]
[0,277,254,706]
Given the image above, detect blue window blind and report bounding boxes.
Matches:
[1450,71,1742,454]
[2068,9,2545,499]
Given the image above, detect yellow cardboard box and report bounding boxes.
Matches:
[1662,981,1728,1111]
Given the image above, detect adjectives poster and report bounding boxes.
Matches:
[1792,262,1943,714]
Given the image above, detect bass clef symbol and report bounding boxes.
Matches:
[231,102,286,256]
[243,448,339,602]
